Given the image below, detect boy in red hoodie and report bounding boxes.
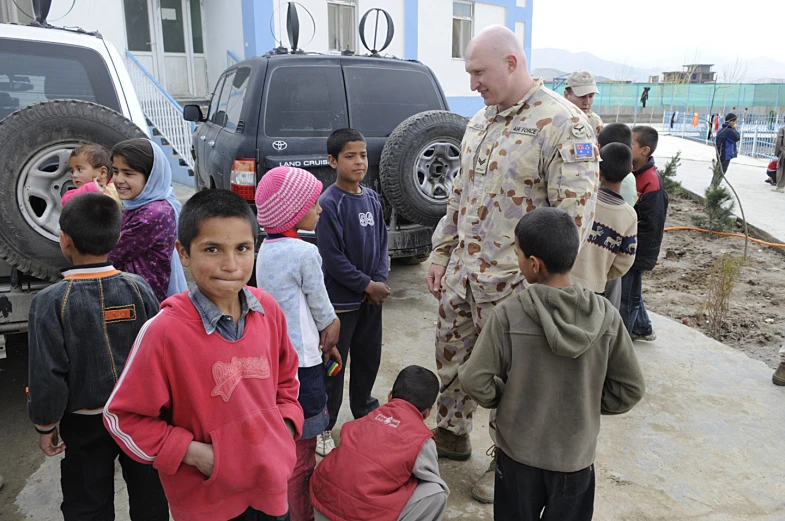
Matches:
[104,189,304,521]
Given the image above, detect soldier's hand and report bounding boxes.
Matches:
[427,264,447,300]
[38,428,66,456]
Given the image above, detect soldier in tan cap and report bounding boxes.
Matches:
[565,70,604,136]
[425,25,599,504]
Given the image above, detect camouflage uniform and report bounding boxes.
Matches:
[431,78,600,436]
[586,110,604,138]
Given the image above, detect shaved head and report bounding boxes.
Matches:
[464,25,533,110]
[466,25,527,66]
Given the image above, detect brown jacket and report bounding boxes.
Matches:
[459,283,645,472]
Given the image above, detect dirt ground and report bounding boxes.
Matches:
[643,194,785,369]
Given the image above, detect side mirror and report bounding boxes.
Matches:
[183,104,205,122]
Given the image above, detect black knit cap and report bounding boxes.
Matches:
[725,113,738,122]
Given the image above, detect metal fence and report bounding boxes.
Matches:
[124,51,195,169]
[661,111,783,159]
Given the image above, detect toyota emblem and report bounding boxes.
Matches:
[272,140,288,151]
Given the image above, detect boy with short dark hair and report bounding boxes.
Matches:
[104,189,304,521]
[28,192,168,521]
[598,123,637,206]
[460,207,645,521]
[311,365,450,521]
[623,126,669,341]
[315,128,390,456]
[572,143,638,298]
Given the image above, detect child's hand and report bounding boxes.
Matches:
[323,346,342,368]
[184,441,214,478]
[319,318,341,353]
[38,428,66,456]
[92,178,106,193]
[284,419,296,439]
[365,281,390,305]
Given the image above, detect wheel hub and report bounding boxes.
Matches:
[415,140,461,203]
[17,144,78,242]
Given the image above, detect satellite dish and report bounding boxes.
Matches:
[359,8,394,55]
[33,0,52,24]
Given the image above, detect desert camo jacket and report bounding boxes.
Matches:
[430,79,600,304]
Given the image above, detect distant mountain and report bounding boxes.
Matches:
[532,67,612,83]
[531,48,661,82]
[531,48,785,84]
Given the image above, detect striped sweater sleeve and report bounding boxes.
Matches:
[103,313,194,475]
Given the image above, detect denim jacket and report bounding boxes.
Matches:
[27,263,159,431]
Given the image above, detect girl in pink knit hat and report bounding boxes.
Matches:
[254,166,341,521]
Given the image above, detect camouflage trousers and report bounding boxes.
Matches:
[435,284,518,437]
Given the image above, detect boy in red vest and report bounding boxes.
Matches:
[104,190,304,521]
[310,366,449,521]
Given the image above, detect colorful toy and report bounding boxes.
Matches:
[326,360,341,377]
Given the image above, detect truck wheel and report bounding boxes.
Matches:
[0,101,147,281]
[380,111,466,227]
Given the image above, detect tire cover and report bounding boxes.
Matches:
[379,110,467,227]
[0,100,147,281]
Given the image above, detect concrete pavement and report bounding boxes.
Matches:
[9,260,785,520]
[654,136,785,243]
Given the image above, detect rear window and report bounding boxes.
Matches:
[344,66,443,137]
[264,65,348,137]
[0,38,121,121]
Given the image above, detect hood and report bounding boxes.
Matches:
[519,284,615,358]
[160,290,198,319]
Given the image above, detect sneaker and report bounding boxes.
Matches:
[773,363,785,386]
[316,430,335,456]
[631,331,657,342]
[432,427,472,461]
[471,446,497,504]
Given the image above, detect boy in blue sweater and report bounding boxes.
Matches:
[316,128,390,456]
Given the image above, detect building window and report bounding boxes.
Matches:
[452,1,473,59]
[328,0,356,53]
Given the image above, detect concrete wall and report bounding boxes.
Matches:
[48,0,128,57]
[204,0,244,90]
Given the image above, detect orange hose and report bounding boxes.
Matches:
[664,226,785,248]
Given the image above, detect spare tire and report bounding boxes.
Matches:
[380,110,466,227]
[0,100,147,281]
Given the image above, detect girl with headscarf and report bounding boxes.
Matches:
[108,139,187,303]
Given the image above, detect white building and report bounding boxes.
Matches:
[1,0,532,116]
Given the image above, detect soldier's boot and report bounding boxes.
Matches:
[773,362,785,386]
[432,427,471,461]
[471,446,497,504]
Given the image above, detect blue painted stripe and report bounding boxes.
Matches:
[469,0,533,71]
[404,0,418,60]
[447,96,486,117]
[241,0,276,59]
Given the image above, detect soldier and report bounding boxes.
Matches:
[425,25,599,504]
[564,70,604,136]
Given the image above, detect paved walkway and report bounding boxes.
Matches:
[654,136,785,243]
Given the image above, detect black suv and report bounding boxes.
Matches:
[183,53,466,259]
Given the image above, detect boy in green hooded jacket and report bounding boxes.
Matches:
[460,207,645,521]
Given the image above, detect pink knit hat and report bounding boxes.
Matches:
[255,166,323,233]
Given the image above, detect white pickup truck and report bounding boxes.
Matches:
[0,22,149,357]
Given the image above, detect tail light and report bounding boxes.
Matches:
[230,159,256,200]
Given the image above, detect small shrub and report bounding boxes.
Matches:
[700,254,743,340]
[701,159,736,232]
[658,151,683,194]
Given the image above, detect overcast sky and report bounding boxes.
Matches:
[531,0,782,69]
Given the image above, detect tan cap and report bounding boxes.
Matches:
[565,70,599,97]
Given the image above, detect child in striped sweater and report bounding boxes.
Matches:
[571,143,638,297]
